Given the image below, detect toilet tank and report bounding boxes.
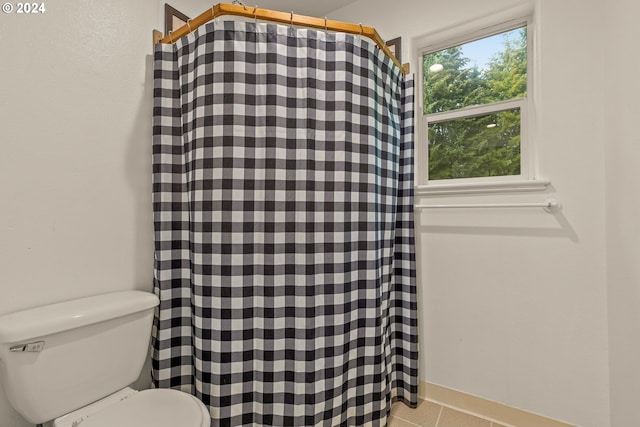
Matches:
[0,291,160,424]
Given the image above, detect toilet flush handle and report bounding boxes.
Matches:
[9,340,45,352]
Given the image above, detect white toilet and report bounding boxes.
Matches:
[0,291,210,427]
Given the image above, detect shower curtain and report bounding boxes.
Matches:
[151,20,417,426]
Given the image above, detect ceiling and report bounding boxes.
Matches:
[243,0,359,18]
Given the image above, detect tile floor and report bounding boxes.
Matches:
[389,399,508,427]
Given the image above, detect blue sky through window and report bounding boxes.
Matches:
[461,27,523,71]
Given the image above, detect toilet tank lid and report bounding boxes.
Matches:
[0,291,160,344]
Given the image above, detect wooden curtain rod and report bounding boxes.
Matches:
[157,3,404,74]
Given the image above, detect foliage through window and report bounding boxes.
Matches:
[423,25,528,181]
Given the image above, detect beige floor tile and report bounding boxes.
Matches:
[437,407,491,427]
[491,424,509,427]
[390,399,441,427]
[388,415,420,427]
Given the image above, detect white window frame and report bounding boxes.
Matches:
[414,6,548,195]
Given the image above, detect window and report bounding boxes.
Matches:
[419,21,532,186]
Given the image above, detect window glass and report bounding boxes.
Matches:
[428,108,521,180]
[423,26,527,115]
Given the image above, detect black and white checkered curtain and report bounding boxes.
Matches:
[151,20,417,426]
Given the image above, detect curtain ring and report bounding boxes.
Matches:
[359,23,363,35]
[290,11,294,25]
[168,30,174,43]
[325,17,328,31]
[186,19,192,33]
[212,3,219,24]
[232,0,247,9]
[253,5,258,23]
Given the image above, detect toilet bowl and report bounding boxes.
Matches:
[0,291,210,427]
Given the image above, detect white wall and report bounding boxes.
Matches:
[329,1,611,426]
[0,1,207,425]
[604,0,640,426]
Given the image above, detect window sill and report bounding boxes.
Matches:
[415,179,550,196]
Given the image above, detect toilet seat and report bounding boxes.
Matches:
[53,387,210,427]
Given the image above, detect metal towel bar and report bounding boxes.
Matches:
[414,199,560,213]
